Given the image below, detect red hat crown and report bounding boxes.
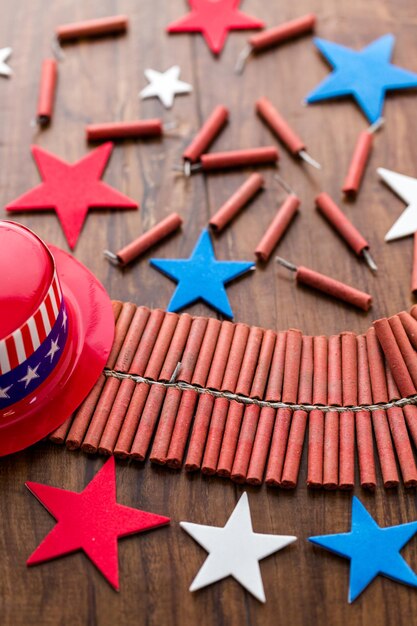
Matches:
[0,222,68,409]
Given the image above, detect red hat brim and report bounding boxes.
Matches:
[0,244,114,456]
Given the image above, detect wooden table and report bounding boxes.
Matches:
[1,1,417,625]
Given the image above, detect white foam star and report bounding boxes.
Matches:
[45,338,60,363]
[0,47,12,77]
[180,493,296,603]
[378,168,417,241]
[139,65,192,109]
[19,365,40,388]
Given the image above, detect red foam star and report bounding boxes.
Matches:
[6,142,138,249]
[167,0,264,54]
[26,457,170,590]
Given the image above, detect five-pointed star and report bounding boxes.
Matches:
[181,492,296,602]
[306,34,417,123]
[62,309,68,332]
[26,457,170,590]
[309,496,417,602]
[378,168,417,241]
[167,0,264,55]
[19,364,40,388]
[6,143,138,249]
[46,338,60,363]
[0,47,12,77]
[0,384,12,399]
[139,66,192,109]
[150,228,254,318]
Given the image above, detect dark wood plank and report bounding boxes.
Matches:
[1,1,417,625]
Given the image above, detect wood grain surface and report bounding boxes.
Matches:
[1,1,417,625]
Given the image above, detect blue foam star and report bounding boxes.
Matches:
[309,496,417,602]
[150,229,254,318]
[306,34,417,123]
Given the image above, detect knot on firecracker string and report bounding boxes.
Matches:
[103,367,417,414]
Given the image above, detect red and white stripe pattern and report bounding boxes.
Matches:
[0,271,63,375]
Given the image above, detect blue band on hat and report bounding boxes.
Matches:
[0,303,69,410]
